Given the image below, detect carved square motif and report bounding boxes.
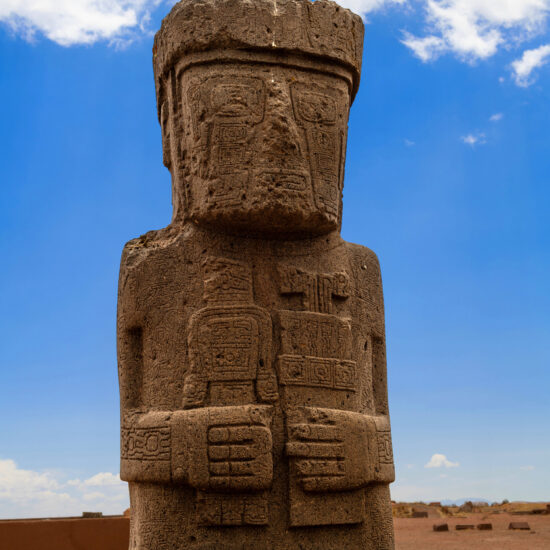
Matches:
[221,498,244,525]
[309,358,333,386]
[211,83,263,118]
[281,357,308,385]
[293,90,337,124]
[219,145,246,167]
[243,497,268,525]
[333,361,356,390]
[199,317,259,381]
[219,124,247,143]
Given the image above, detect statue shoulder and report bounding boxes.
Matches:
[343,241,382,279]
[120,227,193,271]
[343,241,385,333]
[118,228,194,297]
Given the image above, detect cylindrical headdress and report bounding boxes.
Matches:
[153,0,364,116]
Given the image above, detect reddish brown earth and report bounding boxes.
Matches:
[0,512,548,549]
[0,516,129,550]
[394,512,550,550]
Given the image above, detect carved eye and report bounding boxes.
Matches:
[211,84,260,117]
[295,91,336,124]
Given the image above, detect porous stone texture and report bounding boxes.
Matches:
[118,1,395,548]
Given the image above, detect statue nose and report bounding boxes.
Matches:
[259,98,306,169]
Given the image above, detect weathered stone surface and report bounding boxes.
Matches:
[118,0,395,548]
[456,524,475,530]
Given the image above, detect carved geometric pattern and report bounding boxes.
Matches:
[200,316,259,382]
[185,259,276,407]
[290,81,346,220]
[278,310,352,359]
[202,257,253,304]
[377,431,394,464]
[196,492,269,526]
[121,427,171,461]
[278,355,357,391]
[256,170,308,192]
[278,265,350,314]
[292,90,337,124]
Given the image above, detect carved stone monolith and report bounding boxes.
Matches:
[118,1,395,548]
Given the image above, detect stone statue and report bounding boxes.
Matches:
[118,0,395,548]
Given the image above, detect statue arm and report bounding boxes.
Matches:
[121,404,274,490]
[285,245,394,491]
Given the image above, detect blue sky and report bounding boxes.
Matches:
[0,0,549,518]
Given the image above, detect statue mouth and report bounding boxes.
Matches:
[256,170,310,192]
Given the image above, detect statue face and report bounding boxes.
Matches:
[173,61,351,236]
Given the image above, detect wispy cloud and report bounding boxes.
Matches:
[490,113,503,122]
[0,0,164,46]
[461,132,486,146]
[511,44,550,86]
[402,0,550,64]
[0,458,128,519]
[425,453,460,468]
[339,0,408,17]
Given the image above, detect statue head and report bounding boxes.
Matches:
[153,0,364,237]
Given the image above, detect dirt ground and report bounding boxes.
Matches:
[394,512,550,549]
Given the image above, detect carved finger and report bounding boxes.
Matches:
[288,423,341,442]
[208,445,230,461]
[210,443,259,461]
[208,476,256,491]
[301,476,348,492]
[208,425,257,443]
[209,462,230,476]
[286,442,345,458]
[229,460,264,476]
[208,473,271,491]
[295,459,345,477]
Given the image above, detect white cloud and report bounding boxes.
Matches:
[0,458,128,519]
[404,139,416,146]
[490,113,503,122]
[68,472,124,488]
[461,132,486,146]
[0,0,408,46]
[0,0,164,46]
[0,459,60,494]
[511,44,550,86]
[1,0,549,89]
[401,33,446,62]
[402,0,550,63]
[425,453,460,468]
[339,0,408,17]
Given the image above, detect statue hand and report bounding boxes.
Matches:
[172,405,273,491]
[286,407,378,492]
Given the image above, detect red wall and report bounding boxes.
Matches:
[0,516,129,550]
